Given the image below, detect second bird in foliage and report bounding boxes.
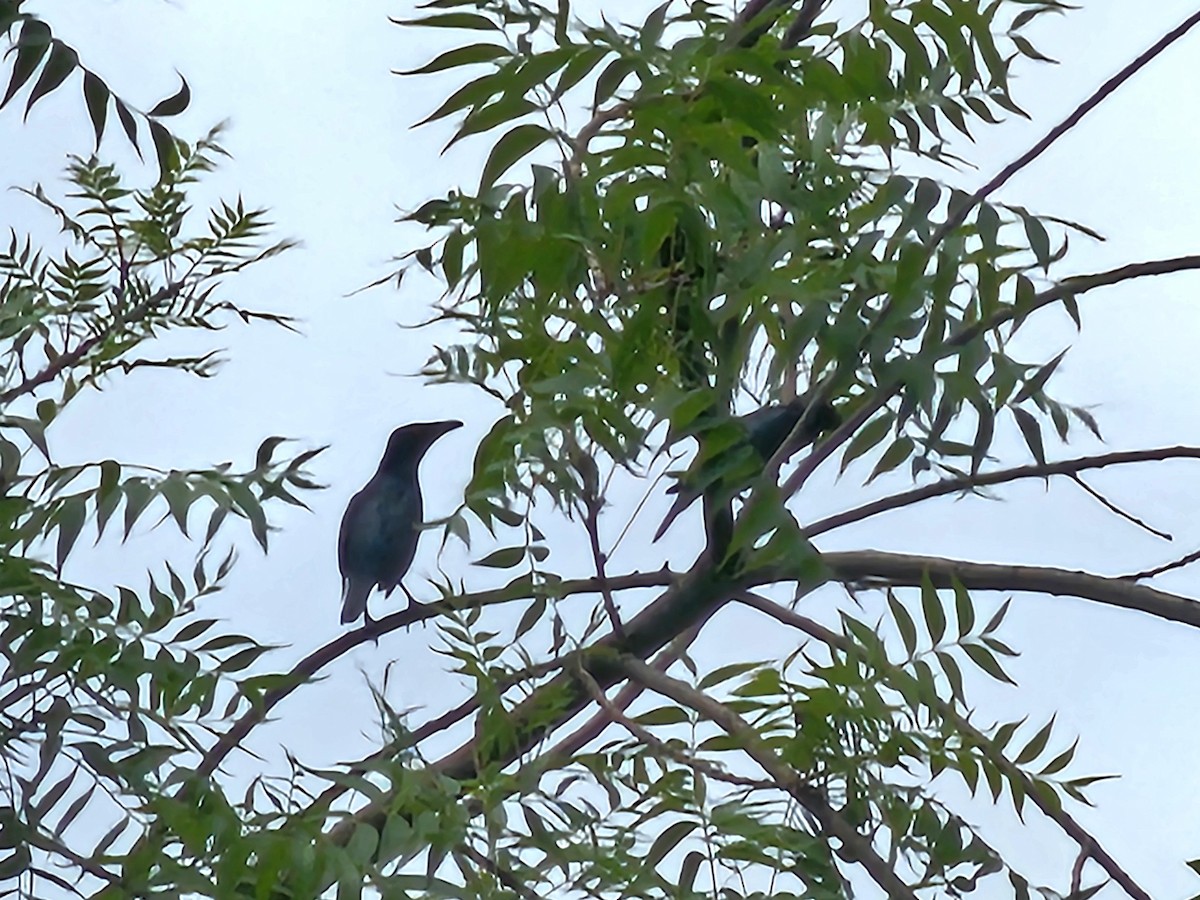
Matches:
[653,398,840,542]
[338,420,462,625]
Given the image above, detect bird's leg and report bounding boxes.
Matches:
[364,605,381,647]
[401,584,423,630]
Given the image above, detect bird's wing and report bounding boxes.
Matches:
[337,487,373,576]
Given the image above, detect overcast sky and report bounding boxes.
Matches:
[5,1,1200,896]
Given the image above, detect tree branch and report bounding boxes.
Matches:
[197,570,672,780]
[620,656,919,899]
[778,255,1200,501]
[804,446,1200,538]
[822,550,1200,630]
[735,591,1151,900]
[575,660,772,789]
[930,9,1200,246]
[0,280,184,407]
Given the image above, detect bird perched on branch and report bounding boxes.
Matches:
[338,420,462,625]
[652,397,840,542]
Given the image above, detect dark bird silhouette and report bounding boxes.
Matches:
[652,398,840,542]
[338,420,462,625]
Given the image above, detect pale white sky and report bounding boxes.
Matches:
[5,1,1200,895]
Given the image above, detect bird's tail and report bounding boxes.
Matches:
[340,578,372,624]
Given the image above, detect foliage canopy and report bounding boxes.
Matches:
[3,1,1200,898]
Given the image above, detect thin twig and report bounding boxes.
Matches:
[803,446,1200,538]
[459,844,541,900]
[781,0,825,48]
[930,9,1200,246]
[0,281,183,407]
[1070,473,1172,541]
[575,661,771,789]
[577,450,626,640]
[779,256,1200,501]
[1121,548,1200,583]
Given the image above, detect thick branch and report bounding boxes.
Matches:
[197,570,671,780]
[822,550,1200,629]
[621,656,918,899]
[805,446,1200,538]
[327,572,734,847]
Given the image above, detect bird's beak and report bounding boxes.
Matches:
[434,419,464,437]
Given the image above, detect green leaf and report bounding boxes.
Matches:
[255,436,288,469]
[698,661,764,690]
[866,435,913,483]
[982,597,1010,634]
[643,820,697,869]
[81,69,108,147]
[839,412,893,473]
[887,590,918,657]
[24,39,77,117]
[634,706,690,726]
[963,642,1016,685]
[55,496,85,569]
[1013,348,1067,403]
[147,73,190,116]
[400,43,510,76]
[919,571,945,645]
[1,18,51,109]
[514,595,545,639]
[1010,406,1045,466]
[475,546,525,569]
[115,99,139,152]
[393,12,499,31]
[1040,738,1077,775]
[479,123,551,191]
[639,1,671,50]
[1013,717,1055,765]
[593,56,634,108]
[149,119,179,178]
[953,577,974,637]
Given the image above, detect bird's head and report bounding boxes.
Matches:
[380,420,463,471]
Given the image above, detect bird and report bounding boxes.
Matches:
[338,420,462,625]
[652,397,840,542]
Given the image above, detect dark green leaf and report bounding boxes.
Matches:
[81,69,107,147]
[147,73,190,117]
[919,571,945,645]
[479,123,551,191]
[1014,717,1055,765]
[400,43,510,76]
[24,39,77,117]
[1,18,51,109]
[475,546,525,569]
[1011,407,1045,466]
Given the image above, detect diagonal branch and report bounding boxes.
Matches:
[197,570,672,780]
[735,590,1151,900]
[0,280,184,407]
[804,446,1200,538]
[575,660,771,789]
[776,255,1200,501]
[1069,472,1172,541]
[930,9,1200,246]
[620,655,919,899]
